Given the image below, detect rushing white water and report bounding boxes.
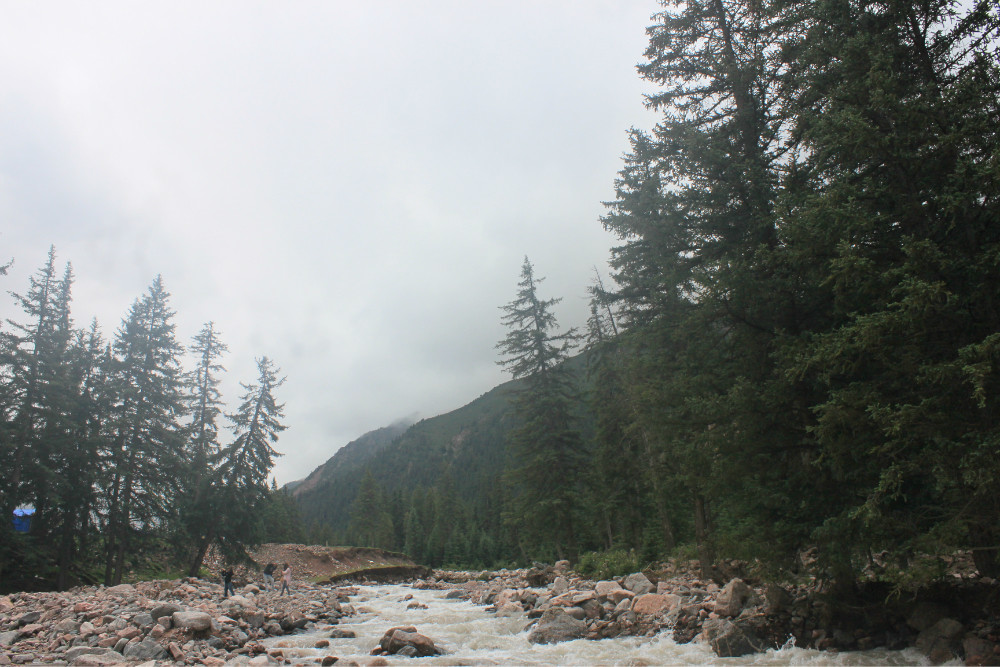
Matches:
[264,584,932,665]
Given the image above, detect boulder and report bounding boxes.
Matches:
[378,626,442,656]
[551,576,569,596]
[527,608,588,644]
[963,636,1000,666]
[104,583,135,597]
[172,610,213,632]
[622,572,654,595]
[714,578,752,617]
[763,583,791,613]
[150,603,183,623]
[65,647,121,663]
[632,593,678,616]
[701,618,763,658]
[594,580,624,600]
[0,631,19,646]
[915,618,964,664]
[123,637,170,661]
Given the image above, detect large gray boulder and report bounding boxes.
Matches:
[150,603,183,623]
[172,610,213,632]
[123,637,170,661]
[527,608,588,644]
[701,618,763,658]
[622,572,654,595]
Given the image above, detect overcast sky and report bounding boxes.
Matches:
[0,0,658,485]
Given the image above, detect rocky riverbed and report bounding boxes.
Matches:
[2,558,999,665]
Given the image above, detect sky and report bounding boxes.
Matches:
[0,1,659,485]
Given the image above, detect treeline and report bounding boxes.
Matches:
[509,0,1000,586]
[333,0,1000,590]
[0,248,302,592]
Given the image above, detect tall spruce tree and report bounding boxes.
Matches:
[180,322,230,576]
[496,257,583,561]
[213,356,286,562]
[103,276,186,585]
[780,0,1000,579]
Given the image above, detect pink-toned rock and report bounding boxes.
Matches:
[117,626,141,640]
[105,584,135,596]
[149,624,165,639]
[0,596,13,612]
[73,602,95,613]
[608,588,635,604]
[96,635,119,648]
[571,591,597,604]
[714,579,752,617]
[632,593,679,616]
[19,623,42,635]
[595,581,624,599]
[167,641,185,660]
[202,657,226,666]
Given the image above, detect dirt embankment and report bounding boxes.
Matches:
[204,544,429,585]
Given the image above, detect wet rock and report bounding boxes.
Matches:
[963,636,999,666]
[378,626,443,656]
[527,607,588,644]
[701,618,764,658]
[915,618,964,664]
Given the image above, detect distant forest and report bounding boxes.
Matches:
[0,252,304,592]
[297,0,1000,592]
[4,0,1000,595]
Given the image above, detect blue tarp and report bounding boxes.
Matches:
[12,507,34,533]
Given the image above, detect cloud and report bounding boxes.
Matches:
[0,0,657,483]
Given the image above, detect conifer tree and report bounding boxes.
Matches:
[496,257,583,560]
[212,356,286,562]
[102,276,186,585]
[180,322,230,575]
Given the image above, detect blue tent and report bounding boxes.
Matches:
[12,507,34,533]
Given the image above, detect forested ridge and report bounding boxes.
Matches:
[0,252,304,593]
[297,0,1000,596]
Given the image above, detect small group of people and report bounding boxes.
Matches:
[261,562,293,595]
[220,562,292,598]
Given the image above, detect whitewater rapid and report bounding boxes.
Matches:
[261,583,933,665]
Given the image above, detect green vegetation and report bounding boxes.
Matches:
[293,0,1000,595]
[0,255,294,592]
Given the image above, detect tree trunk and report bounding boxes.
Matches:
[694,493,720,584]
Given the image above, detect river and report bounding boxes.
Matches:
[263,584,933,665]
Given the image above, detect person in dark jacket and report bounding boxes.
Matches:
[262,563,276,591]
[221,567,235,598]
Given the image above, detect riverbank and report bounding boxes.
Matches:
[423,559,1000,665]
[2,557,998,665]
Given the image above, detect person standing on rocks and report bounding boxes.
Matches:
[221,567,235,598]
[263,562,276,591]
[280,563,292,596]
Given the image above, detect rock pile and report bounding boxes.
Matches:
[0,578,355,665]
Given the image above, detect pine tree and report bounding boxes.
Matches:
[496,257,584,561]
[102,276,186,585]
[213,356,286,562]
[180,322,230,576]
